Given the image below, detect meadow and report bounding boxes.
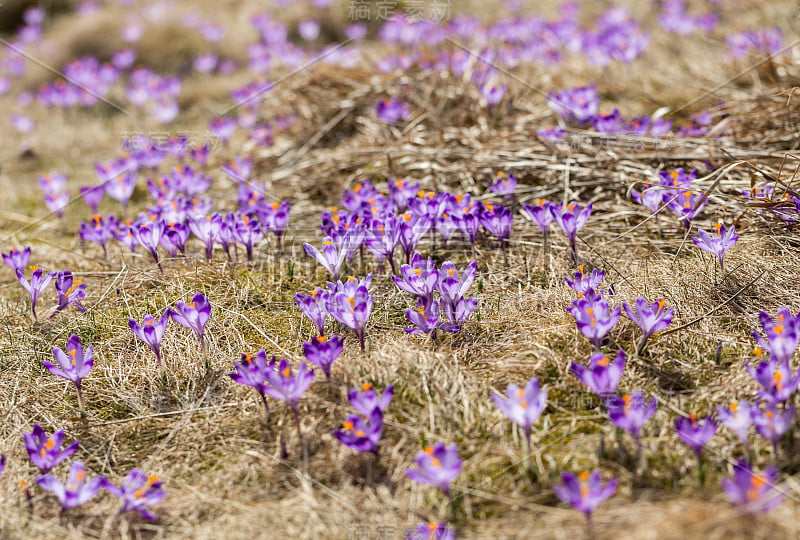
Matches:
[0,0,799,538]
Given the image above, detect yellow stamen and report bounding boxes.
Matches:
[622,394,632,415]
[747,475,765,502]
[578,471,590,499]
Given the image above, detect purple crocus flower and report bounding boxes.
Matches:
[393,253,439,301]
[376,97,410,123]
[692,223,738,272]
[36,461,106,511]
[453,209,480,250]
[665,188,708,228]
[79,185,105,212]
[326,282,373,351]
[365,217,401,274]
[105,469,166,520]
[441,296,478,327]
[489,171,517,196]
[170,292,211,350]
[722,460,783,514]
[564,266,605,297]
[188,214,222,261]
[42,334,93,414]
[115,219,139,252]
[334,409,383,455]
[295,288,329,335]
[405,297,458,335]
[717,400,754,447]
[746,358,800,404]
[209,116,237,144]
[159,221,189,257]
[623,297,674,352]
[43,190,69,218]
[264,358,315,465]
[348,383,394,416]
[554,470,617,520]
[406,522,455,540]
[229,351,272,421]
[522,199,554,251]
[222,156,252,183]
[481,83,507,108]
[752,402,794,452]
[675,413,717,458]
[566,296,621,349]
[302,335,344,380]
[480,202,513,252]
[551,201,592,263]
[263,358,314,409]
[607,391,657,444]
[571,350,626,399]
[133,220,165,271]
[437,260,477,313]
[547,85,599,125]
[2,246,31,271]
[304,237,346,281]
[79,214,119,258]
[627,116,651,136]
[234,214,264,261]
[24,425,79,474]
[398,213,431,264]
[492,377,548,453]
[752,308,799,364]
[16,266,56,320]
[537,125,565,142]
[406,442,461,496]
[631,181,666,215]
[53,270,87,315]
[38,171,67,193]
[129,309,171,365]
[105,173,137,209]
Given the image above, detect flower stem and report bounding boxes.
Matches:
[524,427,532,472]
[697,453,705,487]
[75,384,86,418]
[635,335,648,356]
[292,406,308,470]
[259,391,270,426]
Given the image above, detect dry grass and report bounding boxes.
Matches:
[2,0,800,538]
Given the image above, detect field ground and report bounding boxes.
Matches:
[2,0,800,538]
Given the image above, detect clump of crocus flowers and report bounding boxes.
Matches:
[334,382,392,481]
[394,255,478,339]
